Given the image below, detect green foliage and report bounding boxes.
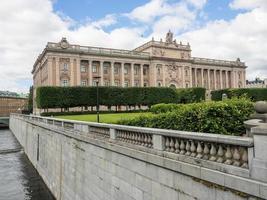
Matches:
[150,103,183,114]
[211,88,267,101]
[120,98,254,136]
[36,86,206,109]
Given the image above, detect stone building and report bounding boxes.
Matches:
[246,78,267,88]
[0,96,28,117]
[32,31,246,91]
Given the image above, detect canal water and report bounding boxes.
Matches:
[0,129,55,200]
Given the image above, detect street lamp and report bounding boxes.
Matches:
[93,76,101,123]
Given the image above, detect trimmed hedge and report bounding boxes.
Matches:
[211,88,267,101]
[119,98,254,136]
[36,86,206,109]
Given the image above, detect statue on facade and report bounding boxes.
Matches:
[165,30,173,44]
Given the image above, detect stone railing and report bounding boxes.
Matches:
[12,114,254,177]
[192,57,246,67]
[134,40,191,52]
[46,42,150,59]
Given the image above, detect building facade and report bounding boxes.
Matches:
[32,31,246,91]
[0,97,28,117]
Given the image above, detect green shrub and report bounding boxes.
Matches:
[119,98,253,136]
[150,103,183,114]
[36,86,206,109]
[211,88,267,101]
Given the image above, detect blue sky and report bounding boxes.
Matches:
[0,0,266,93]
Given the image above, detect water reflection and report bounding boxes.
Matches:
[0,129,55,200]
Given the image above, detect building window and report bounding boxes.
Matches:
[92,80,97,86]
[114,81,119,86]
[143,67,148,76]
[104,81,109,86]
[92,65,97,73]
[63,63,68,71]
[61,79,69,87]
[124,66,129,75]
[157,67,161,75]
[144,82,148,87]
[158,82,161,87]
[81,65,87,72]
[81,80,87,86]
[186,83,189,88]
[114,66,119,74]
[103,66,108,74]
[185,70,188,76]
[134,66,138,75]
[134,81,139,87]
[124,81,129,87]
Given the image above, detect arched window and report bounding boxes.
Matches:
[169,84,176,88]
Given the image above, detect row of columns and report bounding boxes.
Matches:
[192,68,233,90]
[79,60,149,87]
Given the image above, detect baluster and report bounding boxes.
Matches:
[174,139,180,154]
[224,145,233,165]
[148,135,152,148]
[196,141,203,159]
[209,144,217,161]
[134,133,138,144]
[179,140,185,154]
[141,133,145,146]
[170,138,175,152]
[165,137,170,151]
[190,141,196,157]
[233,147,241,167]
[241,148,248,168]
[137,133,141,145]
[144,134,148,147]
[185,140,191,156]
[131,133,135,143]
[216,145,224,163]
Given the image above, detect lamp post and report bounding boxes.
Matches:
[93,76,101,123]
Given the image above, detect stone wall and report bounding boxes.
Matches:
[10,115,267,200]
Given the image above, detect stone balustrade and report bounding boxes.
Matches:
[14,114,253,174]
[10,112,267,199]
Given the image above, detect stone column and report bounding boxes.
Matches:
[220,70,223,89]
[181,66,185,88]
[190,67,193,87]
[100,61,104,86]
[194,68,197,87]
[226,71,229,88]
[214,70,217,90]
[131,63,134,87]
[47,58,53,85]
[140,64,144,87]
[88,60,92,86]
[201,68,204,87]
[75,58,79,85]
[70,58,75,86]
[162,65,166,87]
[121,63,125,87]
[207,69,210,90]
[55,57,60,86]
[110,62,114,86]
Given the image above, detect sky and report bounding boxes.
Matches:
[0,0,267,93]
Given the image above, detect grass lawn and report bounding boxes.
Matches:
[55,112,150,124]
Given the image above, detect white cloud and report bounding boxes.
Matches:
[91,14,117,28]
[230,0,267,10]
[185,0,207,9]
